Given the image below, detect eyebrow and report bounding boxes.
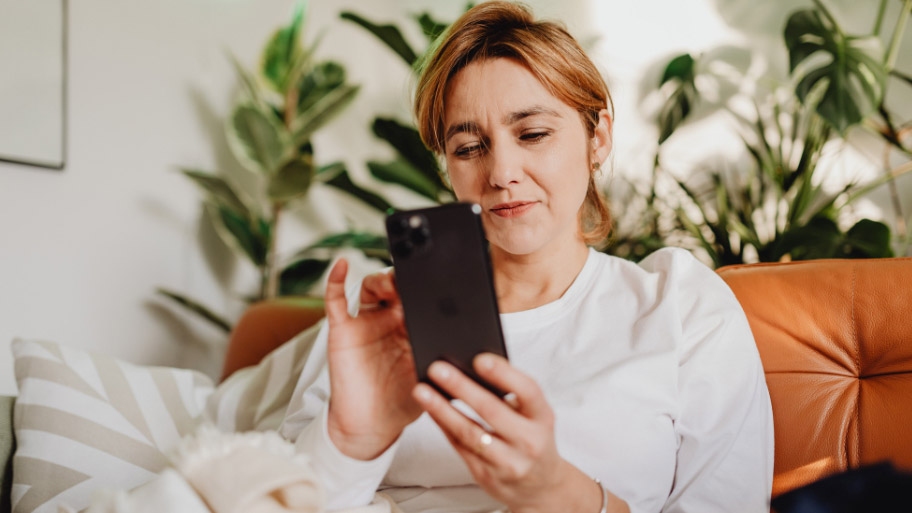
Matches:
[444,105,562,143]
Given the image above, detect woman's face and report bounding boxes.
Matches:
[443,57,609,257]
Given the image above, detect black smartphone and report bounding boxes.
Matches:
[385,203,508,398]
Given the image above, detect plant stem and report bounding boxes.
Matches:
[874,0,888,36]
[890,68,912,86]
[812,0,844,38]
[886,0,912,71]
[284,83,299,130]
[879,112,909,241]
[264,202,283,300]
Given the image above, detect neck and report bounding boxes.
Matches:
[491,237,590,313]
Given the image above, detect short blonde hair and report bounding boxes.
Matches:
[414,1,613,243]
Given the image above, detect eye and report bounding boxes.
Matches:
[454,142,484,158]
[520,130,551,143]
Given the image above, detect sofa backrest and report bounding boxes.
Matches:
[718,257,912,497]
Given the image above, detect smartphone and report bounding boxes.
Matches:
[385,203,508,398]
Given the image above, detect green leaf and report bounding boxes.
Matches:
[324,169,394,213]
[371,118,444,187]
[292,84,360,144]
[315,161,346,180]
[368,159,440,202]
[784,9,887,133]
[306,231,389,252]
[227,53,265,108]
[155,288,232,333]
[280,258,331,296]
[340,11,418,66]
[774,216,842,261]
[303,230,391,262]
[180,169,251,218]
[842,218,893,258]
[213,204,269,266]
[261,1,306,92]
[660,53,696,85]
[268,154,314,202]
[297,61,346,114]
[227,104,288,175]
[657,54,698,144]
[415,12,449,42]
[675,206,720,268]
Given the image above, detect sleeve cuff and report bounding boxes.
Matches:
[295,402,400,510]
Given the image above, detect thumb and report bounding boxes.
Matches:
[325,259,351,325]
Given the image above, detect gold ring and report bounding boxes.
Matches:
[478,432,493,454]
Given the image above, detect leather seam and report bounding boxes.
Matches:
[851,264,860,469]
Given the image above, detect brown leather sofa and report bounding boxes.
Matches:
[718,257,912,497]
[222,257,912,503]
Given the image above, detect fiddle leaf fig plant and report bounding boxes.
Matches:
[340,8,466,206]
[157,2,364,332]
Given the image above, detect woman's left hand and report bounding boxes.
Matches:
[412,353,608,513]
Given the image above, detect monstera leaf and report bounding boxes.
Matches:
[785,8,887,134]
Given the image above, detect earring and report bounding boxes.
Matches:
[592,161,601,172]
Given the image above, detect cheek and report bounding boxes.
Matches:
[446,164,481,202]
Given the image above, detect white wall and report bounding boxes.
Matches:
[2,0,911,394]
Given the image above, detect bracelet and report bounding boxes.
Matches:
[593,477,608,513]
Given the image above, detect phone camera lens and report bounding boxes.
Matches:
[393,239,414,258]
[410,226,430,245]
[389,217,409,235]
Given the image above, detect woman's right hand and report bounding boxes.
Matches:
[323,259,422,460]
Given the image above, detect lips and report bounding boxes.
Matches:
[489,201,537,218]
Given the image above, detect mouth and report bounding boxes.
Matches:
[489,201,537,218]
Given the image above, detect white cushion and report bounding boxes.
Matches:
[10,339,214,513]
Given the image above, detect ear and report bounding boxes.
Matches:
[590,108,613,166]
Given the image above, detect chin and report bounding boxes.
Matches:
[488,232,547,257]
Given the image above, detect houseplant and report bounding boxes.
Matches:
[607,0,912,266]
[158,3,365,332]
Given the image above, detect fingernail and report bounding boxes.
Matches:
[476,354,495,371]
[415,385,431,401]
[429,362,450,380]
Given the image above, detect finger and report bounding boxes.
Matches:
[426,361,530,443]
[413,383,517,466]
[473,353,553,422]
[324,259,352,325]
[359,272,400,307]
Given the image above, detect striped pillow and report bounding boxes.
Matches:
[204,319,324,433]
[10,339,215,513]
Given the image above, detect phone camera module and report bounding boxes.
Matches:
[393,239,414,259]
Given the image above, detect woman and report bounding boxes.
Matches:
[280,2,773,512]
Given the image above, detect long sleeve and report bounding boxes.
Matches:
[278,282,400,511]
[647,250,774,512]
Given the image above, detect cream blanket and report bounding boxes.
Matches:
[77,426,403,513]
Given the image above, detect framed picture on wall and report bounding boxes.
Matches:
[0,0,67,170]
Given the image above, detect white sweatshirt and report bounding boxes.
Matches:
[280,247,774,513]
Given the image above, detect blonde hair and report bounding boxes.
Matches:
[414,1,613,243]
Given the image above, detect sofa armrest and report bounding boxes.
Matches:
[1,395,15,513]
[221,297,325,381]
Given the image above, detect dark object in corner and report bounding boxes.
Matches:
[772,463,912,513]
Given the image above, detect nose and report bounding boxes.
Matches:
[485,141,523,189]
